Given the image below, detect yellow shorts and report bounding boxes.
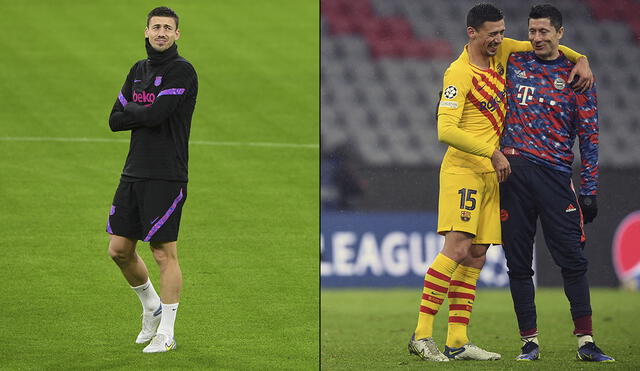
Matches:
[437,171,501,245]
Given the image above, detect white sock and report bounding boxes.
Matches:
[578,335,593,348]
[157,302,179,339]
[131,279,161,313]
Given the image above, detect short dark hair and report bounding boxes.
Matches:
[147,6,179,28]
[467,3,504,29]
[529,4,562,31]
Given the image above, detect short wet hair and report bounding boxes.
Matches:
[529,4,562,31]
[467,3,504,29]
[147,6,179,28]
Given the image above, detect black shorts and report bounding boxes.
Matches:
[106,179,187,242]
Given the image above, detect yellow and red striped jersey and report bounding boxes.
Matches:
[437,38,584,174]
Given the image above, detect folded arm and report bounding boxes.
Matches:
[123,63,196,128]
[109,62,196,131]
[108,66,143,132]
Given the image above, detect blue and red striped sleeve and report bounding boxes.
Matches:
[576,85,599,195]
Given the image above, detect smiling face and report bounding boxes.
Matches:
[145,16,180,52]
[528,17,563,60]
[468,19,505,57]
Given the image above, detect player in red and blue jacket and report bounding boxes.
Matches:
[499,4,613,363]
[501,46,598,197]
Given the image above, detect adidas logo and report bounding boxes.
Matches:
[516,69,527,78]
[566,204,577,212]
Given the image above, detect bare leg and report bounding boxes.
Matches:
[150,241,182,303]
[440,231,475,263]
[461,244,489,269]
[108,235,149,287]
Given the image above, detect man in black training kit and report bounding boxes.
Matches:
[106,6,197,353]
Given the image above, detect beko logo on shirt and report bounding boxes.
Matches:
[478,90,505,112]
[133,91,156,104]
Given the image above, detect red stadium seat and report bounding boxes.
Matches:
[585,0,640,44]
[401,39,430,58]
[321,0,453,59]
[619,2,640,24]
[370,38,402,58]
[587,0,617,20]
[629,20,640,42]
[326,16,358,34]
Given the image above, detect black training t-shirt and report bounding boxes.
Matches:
[109,39,198,182]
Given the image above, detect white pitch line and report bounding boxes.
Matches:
[0,136,318,149]
[0,136,128,144]
[190,140,318,149]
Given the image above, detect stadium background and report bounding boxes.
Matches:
[321,0,640,288]
[0,0,318,369]
[322,0,640,369]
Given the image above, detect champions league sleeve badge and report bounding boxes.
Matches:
[444,85,458,99]
[440,85,459,108]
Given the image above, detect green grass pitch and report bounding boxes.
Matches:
[322,288,639,370]
[0,0,317,369]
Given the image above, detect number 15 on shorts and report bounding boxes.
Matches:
[458,188,477,210]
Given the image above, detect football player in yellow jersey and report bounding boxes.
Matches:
[408,3,594,362]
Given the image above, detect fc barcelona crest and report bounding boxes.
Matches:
[496,62,504,75]
[154,76,163,87]
[460,211,472,222]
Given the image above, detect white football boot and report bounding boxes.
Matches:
[135,305,162,344]
[444,343,501,360]
[408,335,449,362]
[143,333,176,353]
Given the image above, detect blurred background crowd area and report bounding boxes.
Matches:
[321,0,640,211]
